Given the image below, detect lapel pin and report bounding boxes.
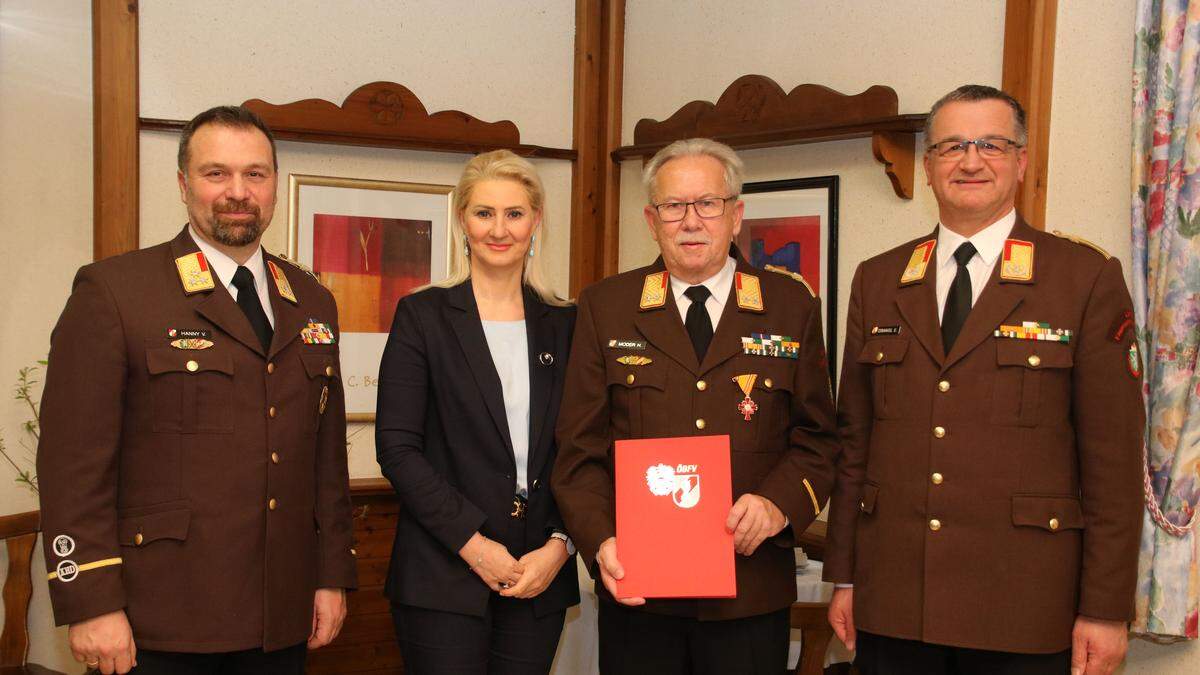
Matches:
[539,352,554,366]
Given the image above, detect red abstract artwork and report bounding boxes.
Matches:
[738,215,821,292]
[312,214,431,333]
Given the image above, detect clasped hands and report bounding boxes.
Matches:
[597,493,787,606]
[459,531,569,599]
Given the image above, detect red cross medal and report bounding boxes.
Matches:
[733,374,759,421]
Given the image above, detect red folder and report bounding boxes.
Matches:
[614,434,736,599]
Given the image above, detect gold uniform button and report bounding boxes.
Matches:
[350,548,357,556]
[695,418,706,430]
[134,532,144,546]
[696,380,707,391]
[268,406,277,419]
[271,452,280,464]
[1049,517,1060,531]
[875,352,884,362]
[186,360,199,372]
[266,362,275,374]
[268,498,278,511]
[931,472,944,485]
[626,373,636,385]
[764,378,773,389]
[938,380,950,393]
[929,518,942,531]
[325,366,334,377]
[859,501,866,511]
[933,426,946,438]
[1027,354,1041,367]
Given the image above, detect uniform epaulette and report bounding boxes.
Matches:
[1051,230,1111,260]
[764,264,815,297]
[275,253,323,284]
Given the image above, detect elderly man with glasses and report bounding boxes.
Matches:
[824,84,1143,675]
[552,138,839,673]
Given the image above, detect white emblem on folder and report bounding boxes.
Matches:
[645,463,701,509]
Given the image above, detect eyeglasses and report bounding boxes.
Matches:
[927,136,1024,159]
[652,196,737,222]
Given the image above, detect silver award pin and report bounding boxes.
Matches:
[539,352,554,366]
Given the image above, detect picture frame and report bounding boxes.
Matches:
[288,174,454,421]
[736,176,839,392]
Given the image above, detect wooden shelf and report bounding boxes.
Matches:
[613,75,925,199]
[139,81,575,161]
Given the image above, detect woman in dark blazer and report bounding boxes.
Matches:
[376,150,579,674]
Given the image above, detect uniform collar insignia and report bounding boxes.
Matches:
[735,272,764,312]
[175,251,216,295]
[1000,239,1035,283]
[899,240,935,285]
[267,260,298,304]
[639,271,668,310]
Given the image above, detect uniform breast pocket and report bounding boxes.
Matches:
[857,338,909,419]
[146,348,234,434]
[300,352,338,433]
[736,363,794,452]
[606,362,667,439]
[990,340,1073,427]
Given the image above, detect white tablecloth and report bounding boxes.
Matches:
[550,558,852,674]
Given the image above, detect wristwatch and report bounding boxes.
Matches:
[549,531,576,555]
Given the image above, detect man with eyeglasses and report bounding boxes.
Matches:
[553,138,838,673]
[824,84,1143,675]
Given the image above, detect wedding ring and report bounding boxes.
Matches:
[499,582,510,589]
[86,660,99,667]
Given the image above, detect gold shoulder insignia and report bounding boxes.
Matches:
[735,272,764,312]
[275,253,322,282]
[1000,239,1035,282]
[639,271,668,310]
[900,240,936,285]
[174,252,215,294]
[1051,230,1111,260]
[764,264,815,297]
[267,260,299,304]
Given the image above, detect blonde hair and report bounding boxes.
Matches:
[424,150,570,306]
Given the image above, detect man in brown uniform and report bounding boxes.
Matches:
[37,106,357,674]
[824,85,1143,675]
[553,138,838,673]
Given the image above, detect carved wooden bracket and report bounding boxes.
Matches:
[613,75,924,199]
[140,81,575,160]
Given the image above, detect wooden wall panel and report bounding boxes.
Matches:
[92,0,140,260]
[569,0,624,296]
[1002,0,1057,230]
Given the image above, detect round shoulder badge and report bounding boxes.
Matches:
[1128,343,1142,379]
[52,534,75,557]
[56,559,79,583]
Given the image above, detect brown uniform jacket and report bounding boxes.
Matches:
[823,219,1144,653]
[37,226,358,652]
[552,253,839,620]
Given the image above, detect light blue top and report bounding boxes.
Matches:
[480,319,531,494]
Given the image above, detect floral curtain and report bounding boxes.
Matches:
[1132,0,1200,641]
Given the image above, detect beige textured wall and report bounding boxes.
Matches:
[0,1,94,669]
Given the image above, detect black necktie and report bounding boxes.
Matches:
[941,242,977,353]
[232,266,273,353]
[684,285,714,361]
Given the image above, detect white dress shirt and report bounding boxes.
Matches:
[480,319,531,494]
[671,256,737,330]
[188,225,275,327]
[934,209,1016,323]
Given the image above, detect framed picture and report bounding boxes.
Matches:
[736,176,839,391]
[288,174,454,421]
